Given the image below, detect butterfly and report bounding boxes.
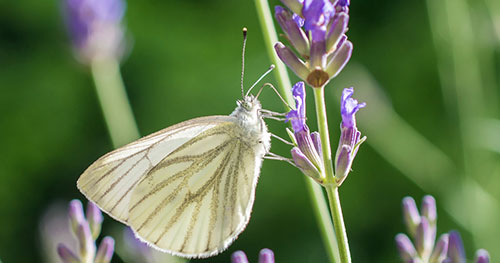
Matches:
[76,28,282,256]
[77,94,271,258]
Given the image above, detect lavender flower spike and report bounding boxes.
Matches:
[286,82,324,183]
[334,87,366,185]
[57,200,115,263]
[64,0,126,64]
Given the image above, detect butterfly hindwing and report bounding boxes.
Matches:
[128,121,261,258]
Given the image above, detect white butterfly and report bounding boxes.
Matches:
[77,75,277,258]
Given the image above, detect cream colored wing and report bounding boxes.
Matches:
[128,122,262,258]
[77,116,234,223]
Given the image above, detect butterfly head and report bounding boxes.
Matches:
[238,95,261,112]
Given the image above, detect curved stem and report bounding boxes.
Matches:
[313,86,351,263]
[90,58,140,147]
[254,1,340,262]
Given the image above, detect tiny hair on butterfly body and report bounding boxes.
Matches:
[77,28,277,258]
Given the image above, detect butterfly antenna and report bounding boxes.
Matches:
[245,64,275,97]
[255,82,293,110]
[240,27,248,98]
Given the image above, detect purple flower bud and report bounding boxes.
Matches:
[68,199,85,235]
[280,0,304,16]
[415,217,435,261]
[475,249,490,263]
[395,233,418,263]
[274,42,310,81]
[275,6,309,56]
[446,231,466,263]
[57,244,80,263]
[310,131,322,157]
[402,196,421,238]
[231,250,249,263]
[86,202,103,240]
[430,234,449,263]
[326,13,348,52]
[421,195,437,225]
[259,248,275,263]
[291,147,322,183]
[63,0,126,63]
[334,87,365,185]
[76,222,96,262]
[95,236,115,263]
[325,40,352,79]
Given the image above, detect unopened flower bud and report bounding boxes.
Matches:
[430,234,449,263]
[402,196,420,238]
[95,236,115,263]
[259,248,275,263]
[395,233,418,263]
[231,250,249,263]
[86,202,103,240]
[57,244,80,263]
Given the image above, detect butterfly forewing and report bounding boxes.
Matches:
[77,116,233,223]
[128,122,260,257]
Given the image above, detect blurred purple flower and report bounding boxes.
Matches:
[334,87,365,185]
[57,199,114,263]
[396,196,489,263]
[274,0,352,87]
[231,249,275,263]
[63,0,126,63]
[286,82,324,183]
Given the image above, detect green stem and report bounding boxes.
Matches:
[90,58,140,147]
[254,0,340,262]
[313,87,351,263]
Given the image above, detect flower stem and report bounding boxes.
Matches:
[90,58,140,147]
[254,1,339,262]
[313,86,351,263]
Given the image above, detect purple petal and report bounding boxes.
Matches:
[286,82,307,132]
[302,0,334,32]
[340,87,365,129]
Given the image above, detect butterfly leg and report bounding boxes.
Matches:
[271,133,294,146]
[264,152,296,166]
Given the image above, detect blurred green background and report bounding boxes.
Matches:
[1,0,499,262]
